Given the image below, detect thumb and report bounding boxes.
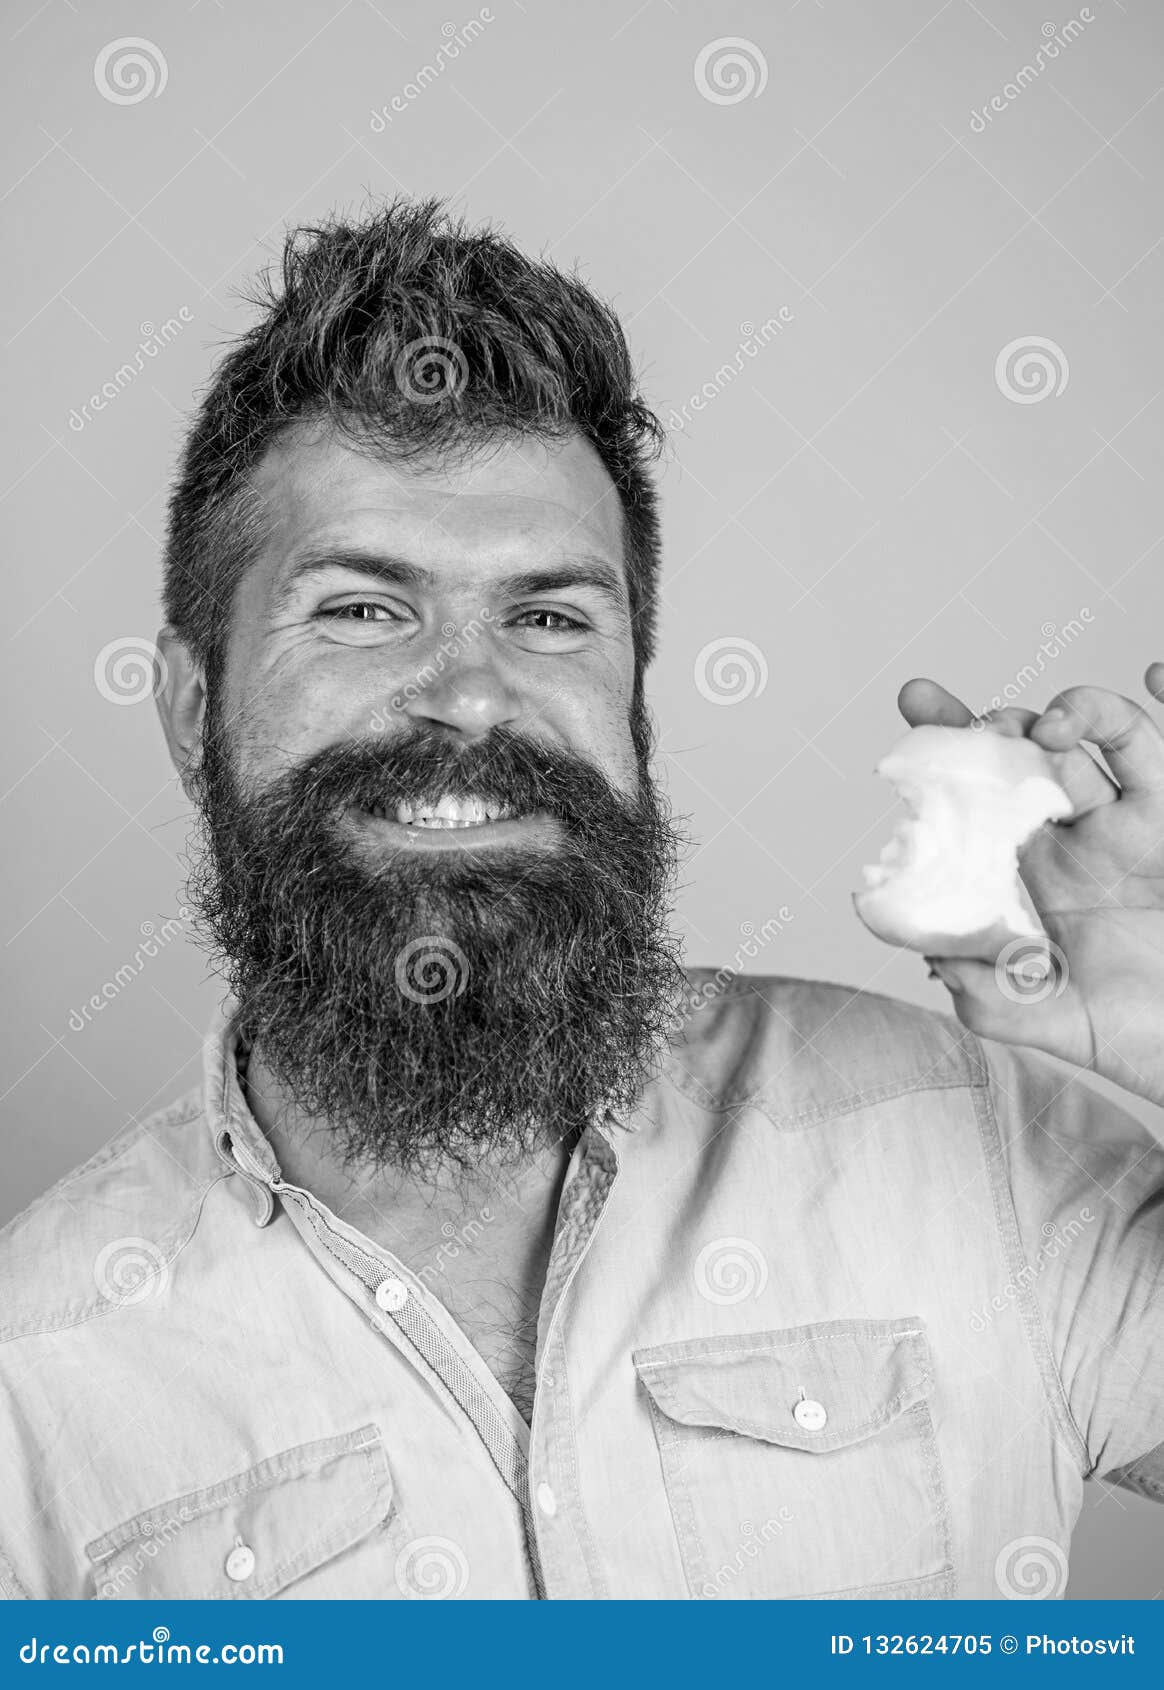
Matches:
[923,945,1070,1044]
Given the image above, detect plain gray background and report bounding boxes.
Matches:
[2,0,1163,1597]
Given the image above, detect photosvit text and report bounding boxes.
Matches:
[829,1634,1135,1656]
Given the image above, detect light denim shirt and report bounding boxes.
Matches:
[1,969,1162,1601]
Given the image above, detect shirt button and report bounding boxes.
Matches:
[535,1481,558,1518]
[225,1543,256,1582]
[375,1277,409,1313]
[793,1396,827,1431]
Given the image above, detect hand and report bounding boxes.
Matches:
[897,664,1164,1108]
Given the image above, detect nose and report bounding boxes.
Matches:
[398,644,524,741]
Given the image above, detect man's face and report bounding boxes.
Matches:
[180,422,688,1173]
[219,421,641,815]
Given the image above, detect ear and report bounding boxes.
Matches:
[154,627,206,795]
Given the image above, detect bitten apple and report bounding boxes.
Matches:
[853,723,1073,959]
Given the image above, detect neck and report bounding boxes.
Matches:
[237,1035,580,1246]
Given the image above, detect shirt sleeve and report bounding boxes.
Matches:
[982,1034,1164,1496]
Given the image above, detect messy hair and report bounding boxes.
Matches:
[162,195,666,702]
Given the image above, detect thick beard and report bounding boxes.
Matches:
[184,697,689,1177]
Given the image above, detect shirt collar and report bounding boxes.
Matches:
[203,998,279,1225]
[201,994,646,1218]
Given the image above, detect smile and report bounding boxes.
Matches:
[349,795,559,850]
[367,794,513,828]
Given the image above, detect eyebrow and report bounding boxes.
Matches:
[270,547,628,617]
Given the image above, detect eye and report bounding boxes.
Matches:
[317,601,400,623]
[507,608,588,632]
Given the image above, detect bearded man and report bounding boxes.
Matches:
[2,197,1163,1603]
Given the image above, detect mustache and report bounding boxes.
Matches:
[232,721,638,829]
[185,706,688,1173]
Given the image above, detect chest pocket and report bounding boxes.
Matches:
[633,1317,955,1600]
[86,1425,401,1600]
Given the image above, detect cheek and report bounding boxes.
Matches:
[566,680,639,799]
[229,647,391,785]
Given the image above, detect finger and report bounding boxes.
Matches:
[897,677,974,728]
[923,951,1076,1048]
[977,705,1116,816]
[1033,686,1164,798]
[1145,661,1164,705]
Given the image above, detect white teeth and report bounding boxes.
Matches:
[434,795,472,822]
[382,794,514,827]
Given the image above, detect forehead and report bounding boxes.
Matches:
[247,420,626,587]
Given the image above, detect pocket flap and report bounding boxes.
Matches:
[86,1425,392,1599]
[632,1318,932,1452]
